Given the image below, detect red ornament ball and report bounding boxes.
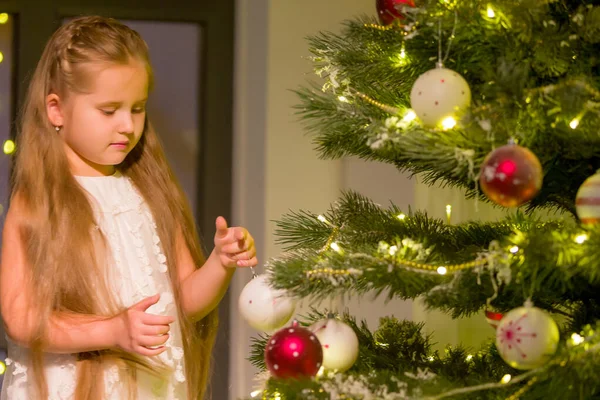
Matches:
[376,0,416,25]
[265,321,323,379]
[485,309,504,330]
[479,144,543,207]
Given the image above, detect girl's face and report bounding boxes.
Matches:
[48,61,149,176]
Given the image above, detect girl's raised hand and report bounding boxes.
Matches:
[214,216,258,268]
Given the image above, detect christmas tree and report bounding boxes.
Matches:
[241,0,600,398]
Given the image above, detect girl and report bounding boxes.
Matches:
[0,16,257,399]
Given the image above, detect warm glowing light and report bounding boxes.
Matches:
[487,6,496,18]
[403,110,417,122]
[437,266,447,275]
[575,234,588,244]
[441,116,457,130]
[501,374,512,384]
[3,139,15,155]
[510,246,519,253]
[571,333,584,345]
[0,14,9,24]
[570,118,580,129]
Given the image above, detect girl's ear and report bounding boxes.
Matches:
[46,93,65,128]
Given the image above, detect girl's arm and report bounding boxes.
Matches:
[178,217,257,321]
[0,202,120,353]
[179,247,236,322]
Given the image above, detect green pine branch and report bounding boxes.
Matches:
[246,314,600,400]
[267,191,600,325]
[295,1,600,215]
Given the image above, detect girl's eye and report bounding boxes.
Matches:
[101,109,116,116]
[132,108,146,114]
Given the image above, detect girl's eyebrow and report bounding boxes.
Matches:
[96,98,148,107]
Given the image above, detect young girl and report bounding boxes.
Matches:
[0,16,257,399]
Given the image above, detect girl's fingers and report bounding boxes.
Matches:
[237,257,258,267]
[140,324,170,336]
[136,345,167,357]
[231,250,256,261]
[140,334,170,347]
[220,243,244,254]
[142,314,176,325]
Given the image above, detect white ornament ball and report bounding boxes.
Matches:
[495,305,559,370]
[238,274,296,333]
[576,170,600,224]
[309,318,359,372]
[410,67,471,127]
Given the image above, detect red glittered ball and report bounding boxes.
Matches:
[485,309,504,330]
[479,144,543,208]
[376,0,416,25]
[264,321,323,379]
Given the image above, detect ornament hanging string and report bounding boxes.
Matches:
[437,10,458,67]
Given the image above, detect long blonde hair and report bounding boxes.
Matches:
[11,16,217,399]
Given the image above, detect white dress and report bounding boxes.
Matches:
[1,172,187,399]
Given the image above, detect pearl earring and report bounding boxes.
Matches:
[55,126,61,132]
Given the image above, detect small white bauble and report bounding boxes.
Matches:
[409,67,471,127]
[238,274,296,333]
[495,305,559,370]
[310,318,359,372]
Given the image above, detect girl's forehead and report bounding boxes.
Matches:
[82,62,149,101]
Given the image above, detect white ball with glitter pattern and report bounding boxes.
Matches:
[238,274,296,333]
[410,67,471,127]
[309,318,359,372]
[495,304,559,370]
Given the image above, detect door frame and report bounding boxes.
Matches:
[0,1,235,397]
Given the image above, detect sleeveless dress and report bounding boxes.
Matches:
[1,172,187,399]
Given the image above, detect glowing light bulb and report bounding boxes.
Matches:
[403,110,417,122]
[437,266,447,275]
[571,333,584,345]
[501,374,512,384]
[397,213,406,220]
[441,116,457,130]
[575,234,588,244]
[466,354,473,361]
[338,96,349,103]
[570,118,580,129]
[330,242,341,252]
[317,215,327,223]
[509,246,519,253]
[250,390,261,398]
[0,14,9,24]
[3,139,15,155]
[487,6,496,18]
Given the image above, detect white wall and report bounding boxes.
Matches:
[230,1,499,398]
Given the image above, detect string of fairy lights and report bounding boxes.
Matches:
[352,3,594,135]
[308,209,592,278]
[252,3,600,400]
[0,12,11,158]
